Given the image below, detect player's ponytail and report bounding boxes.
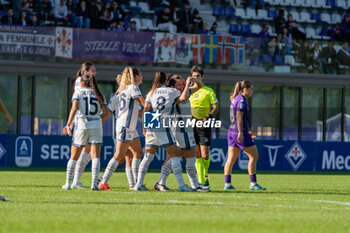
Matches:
[118,66,140,93]
[81,74,105,106]
[148,71,167,97]
[73,62,94,94]
[230,81,252,101]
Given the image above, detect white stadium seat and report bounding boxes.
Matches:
[142,18,158,30]
[251,24,262,34]
[246,8,258,19]
[316,0,331,8]
[257,9,269,20]
[235,8,248,19]
[300,11,315,23]
[320,13,331,24]
[129,1,137,7]
[306,27,321,39]
[290,11,300,22]
[304,0,315,7]
[331,13,342,24]
[294,0,305,6]
[138,2,155,14]
[336,0,347,9]
[284,0,294,6]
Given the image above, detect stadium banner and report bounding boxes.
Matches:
[191,34,205,64]
[223,36,244,65]
[175,34,191,65]
[1,134,350,171]
[72,29,154,62]
[0,25,55,57]
[154,32,177,63]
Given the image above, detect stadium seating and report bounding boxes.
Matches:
[213,7,225,17]
[138,2,155,14]
[229,23,240,34]
[224,8,235,18]
[240,24,252,35]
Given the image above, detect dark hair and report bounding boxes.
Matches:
[278,9,284,18]
[73,62,94,94]
[81,74,105,105]
[191,65,204,77]
[167,75,182,87]
[148,72,167,97]
[231,80,253,101]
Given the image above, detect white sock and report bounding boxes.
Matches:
[132,158,141,184]
[158,159,172,185]
[72,152,90,185]
[186,157,199,189]
[91,158,100,186]
[125,166,135,187]
[101,158,119,184]
[251,182,257,186]
[171,157,185,188]
[136,153,155,186]
[65,159,77,184]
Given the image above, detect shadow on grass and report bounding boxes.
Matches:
[1,167,350,175]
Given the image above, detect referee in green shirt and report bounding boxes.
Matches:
[189,66,219,186]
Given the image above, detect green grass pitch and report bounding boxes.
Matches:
[0,169,350,233]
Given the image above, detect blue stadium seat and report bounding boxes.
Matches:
[213,7,225,17]
[229,24,240,34]
[224,7,235,18]
[241,24,252,35]
[0,11,6,18]
[268,10,277,19]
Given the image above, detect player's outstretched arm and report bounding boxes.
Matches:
[189,77,203,93]
[176,77,192,103]
[136,96,145,107]
[142,103,151,136]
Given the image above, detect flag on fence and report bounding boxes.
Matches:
[55,27,73,59]
[191,34,205,64]
[224,36,244,65]
[154,33,177,63]
[176,34,192,65]
[203,35,223,63]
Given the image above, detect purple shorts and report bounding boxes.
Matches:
[227,131,255,149]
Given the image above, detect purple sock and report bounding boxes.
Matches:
[249,174,257,183]
[224,175,231,184]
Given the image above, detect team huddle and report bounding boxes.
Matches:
[61,62,265,192]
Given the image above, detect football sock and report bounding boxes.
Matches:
[186,157,199,188]
[72,152,90,185]
[125,166,135,187]
[224,175,231,186]
[101,158,119,184]
[158,159,172,185]
[132,158,141,184]
[65,159,77,184]
[91,158,100,186]
[249,174,257,186]
[195,158,205,185]
[136,153,155,186]
[203,157,210,178]
[171,157,185,188]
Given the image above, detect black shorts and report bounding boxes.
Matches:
[193,121,212,146]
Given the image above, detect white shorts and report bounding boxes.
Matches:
[117,127,139,142]
[72,128,102,147]
[145,129,176,148]
[174,130,196,150]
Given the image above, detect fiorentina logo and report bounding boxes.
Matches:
[55,27,73,58]
[284,141,307,171]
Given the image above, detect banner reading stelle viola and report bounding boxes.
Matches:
[72,29,154,62]
[0,25,55,57]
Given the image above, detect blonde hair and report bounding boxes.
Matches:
[117,66,136,93]
[230,80,253,101]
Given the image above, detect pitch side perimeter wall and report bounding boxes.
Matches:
[0,134,349,171]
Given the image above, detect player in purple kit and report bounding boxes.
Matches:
[224,81,266,190]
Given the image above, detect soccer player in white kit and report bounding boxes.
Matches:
[62,74,109,190]
[99,67,145,190]
[154,75,210,192]
[63,62,99,189]
[135,72,192,191]
[99,74,141,190]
